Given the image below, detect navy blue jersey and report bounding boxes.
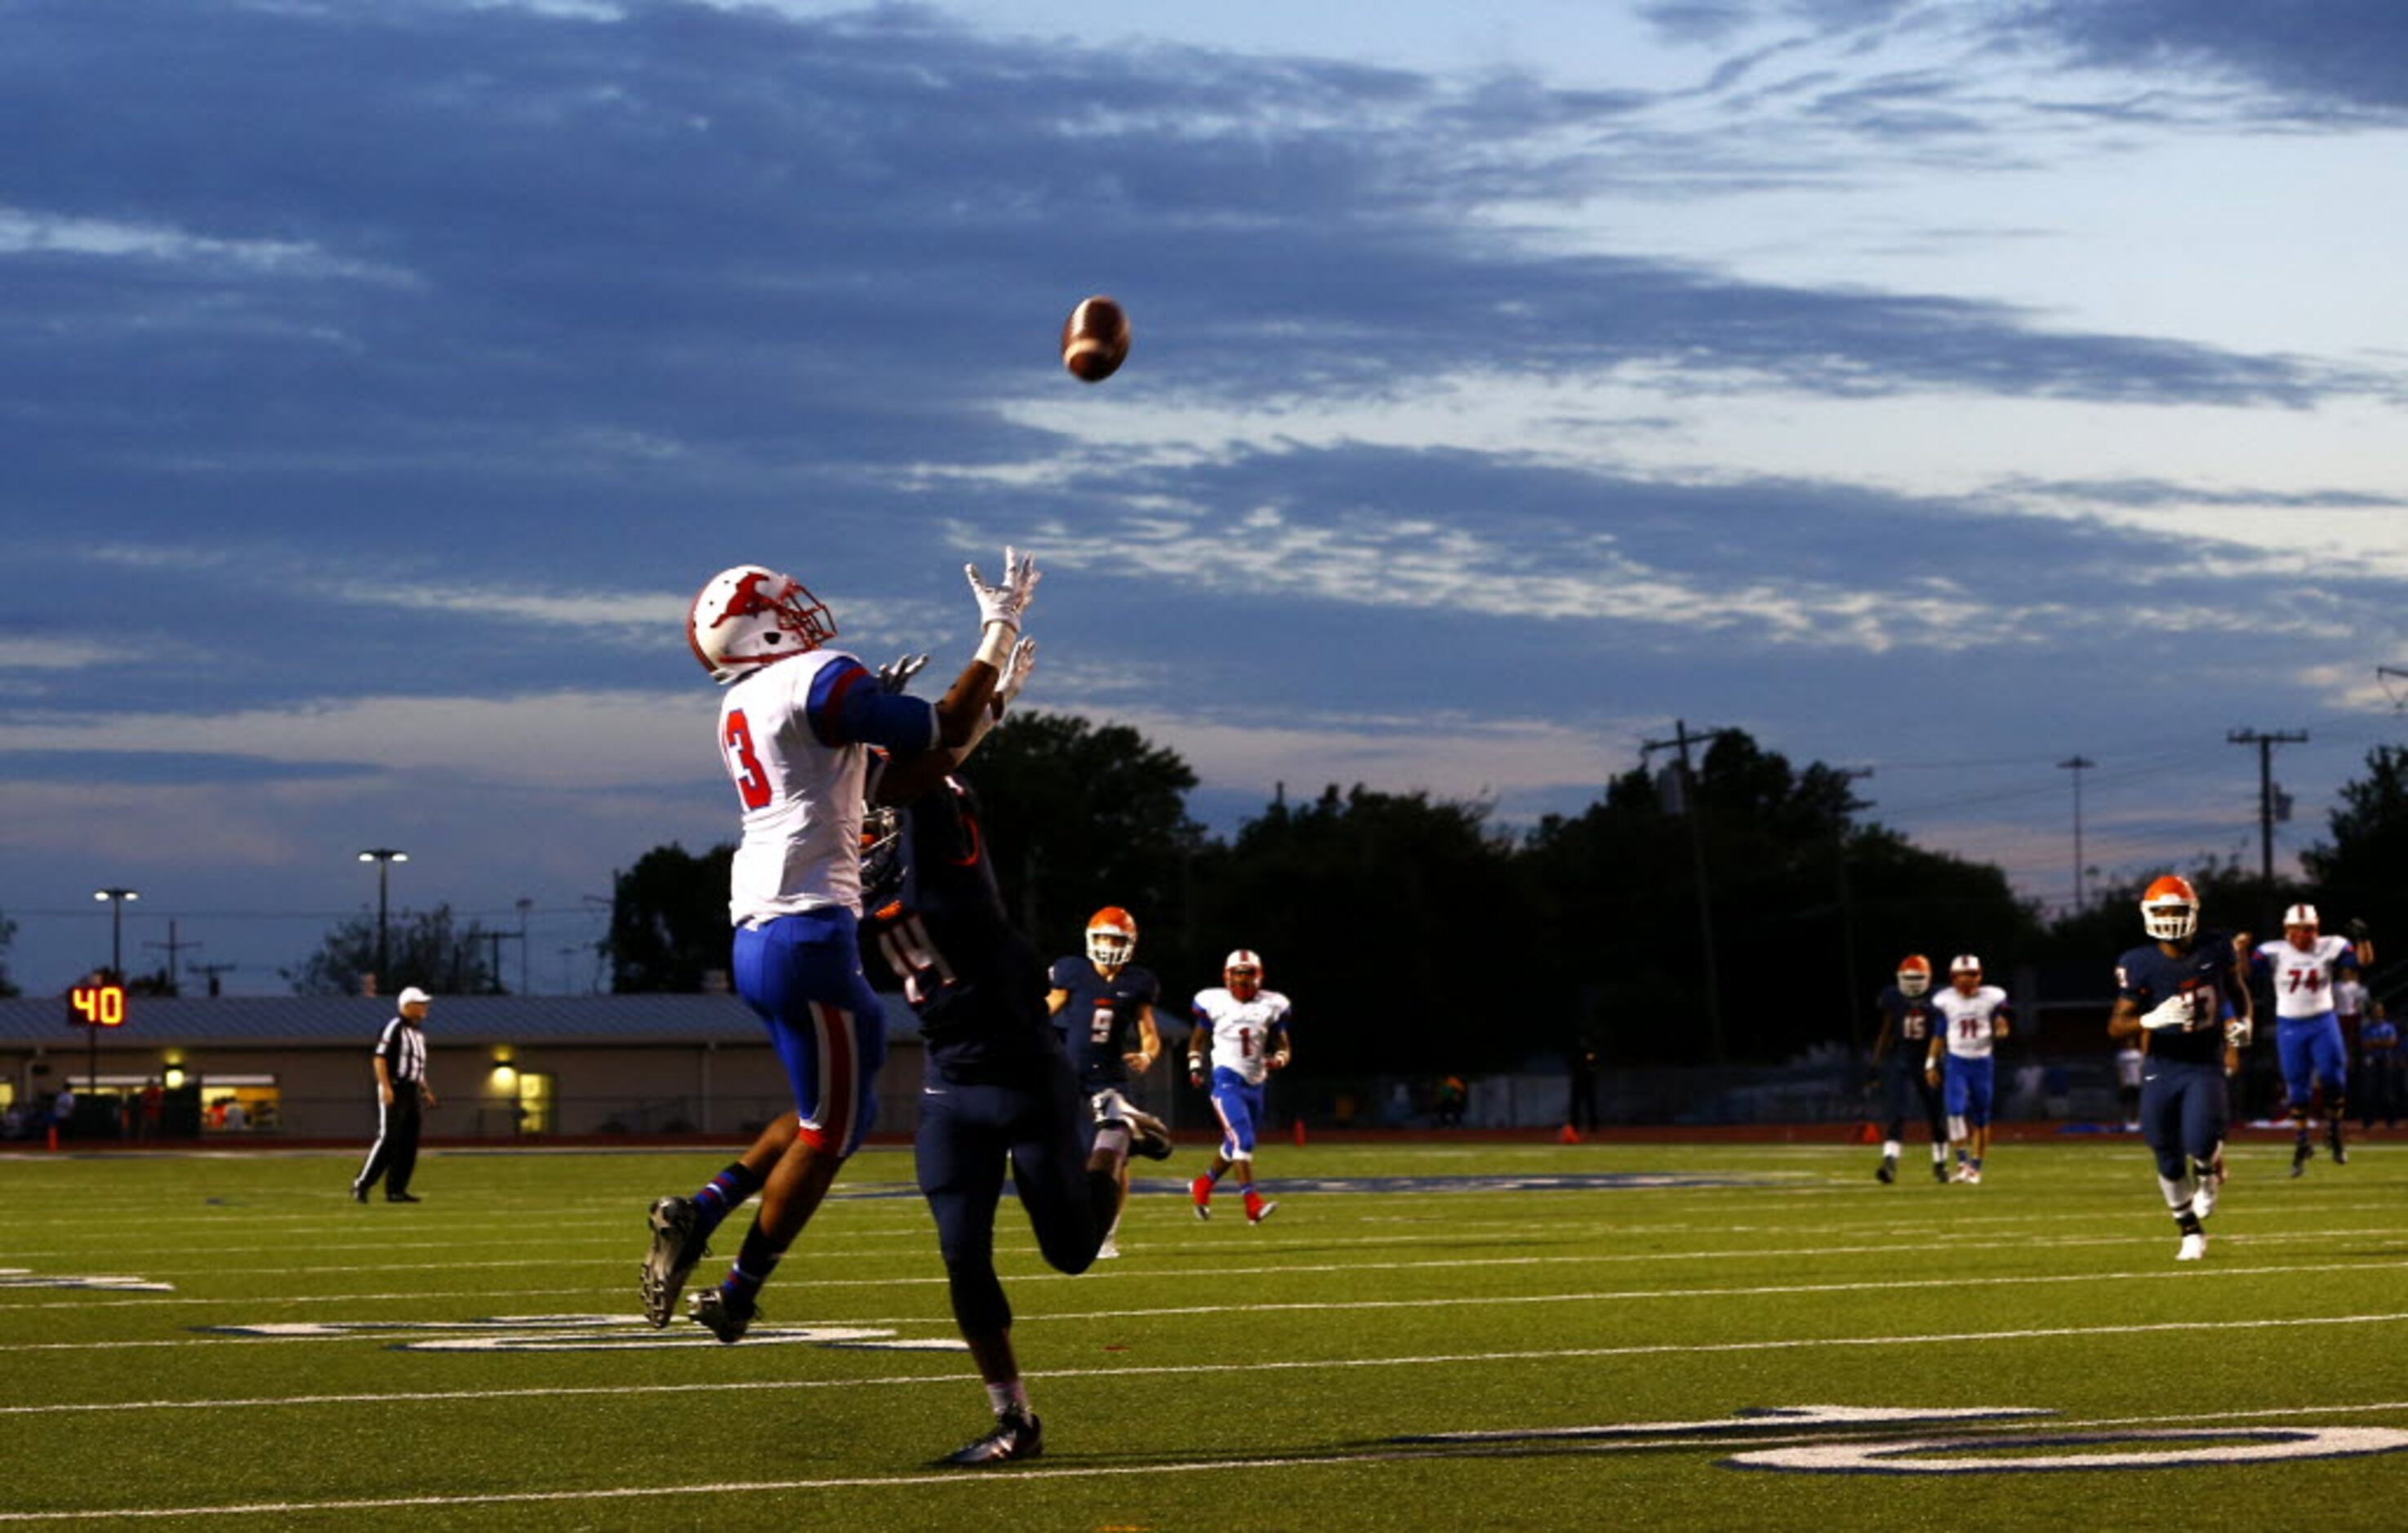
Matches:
[860,780,1062,1082]
[1048,957,1159,1094]
[2116,929,2244,1069]
[1874,984,1938,1060]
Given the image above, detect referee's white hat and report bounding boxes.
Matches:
[397,985,433,1008]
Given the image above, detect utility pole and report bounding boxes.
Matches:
[144,919,198,994]
[192,962,238,998]
[2228,728,2307,930]
[1833,767,1876,1060]
[515,898,533,997]
[2056,756,2095,915]
[1641,721,1736,1066]
[482,928,525,993]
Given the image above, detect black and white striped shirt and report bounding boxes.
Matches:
[375,1017,427,1085]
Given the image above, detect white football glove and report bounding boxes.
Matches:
[966,545,1040,630]
[2139,992,2203,1032]
[2225,1015,2253,1049]
[875,652,931,695]
[993,635,1036,713]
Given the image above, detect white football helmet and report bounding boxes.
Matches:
[1224,949,1263,1001]
[1086,906,1138,969]
[2283,903,2319,931]
[2140,874,2200,941]
[687,566,836,684]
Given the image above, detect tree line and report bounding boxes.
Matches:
[256,722,2408,1075]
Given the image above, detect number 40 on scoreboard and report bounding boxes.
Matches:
[68,981,128,1028]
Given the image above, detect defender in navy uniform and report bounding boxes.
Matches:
[2108,874,2254,1262]
[865,774,1171,1467]
[1047,906,1163,1257]
[1869,954,1947,1184]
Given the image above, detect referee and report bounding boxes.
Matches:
[352,986,438,1203]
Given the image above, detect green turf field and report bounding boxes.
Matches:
[3,1137,2406,1528]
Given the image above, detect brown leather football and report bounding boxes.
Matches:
[1061,295,1130,383]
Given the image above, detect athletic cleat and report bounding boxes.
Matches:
[1876,1158,1896,1184]
[2177,1232,2208,1261]
[941,1408,1042,1468]
[1931,1160,1949,1184]
[385,1192,421,1203]
[2291,1139,2313,1178]
[642,1195,707,1329]
[688,1285,755,1344]
[1096,1238,1120,1260]
[1962,1167,1982,1186]
[2330,1122,2348,1166]
[1190,1175,1213,1220]
[1951,1163,1972,1183]
[1121,1105,1173,1162]
[1246,1198,1277,1226]
[349,1182,368,1204]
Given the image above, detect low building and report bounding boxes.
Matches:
[0,994,929,1142]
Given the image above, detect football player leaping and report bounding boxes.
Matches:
[1924,955,2010,1184]
[1870,954,1948,1184]
[2236,904,2373,1176]
[2110,875,2254,1260]
[1047,906,1165,1258]
[1187,950,1292,1225]
[639,548,1039,1342]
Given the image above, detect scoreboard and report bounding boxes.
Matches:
[68,981,128,1028]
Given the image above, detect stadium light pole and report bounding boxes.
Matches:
[91,887,138,1095]
[357,849,409,994]
[93,886,140,980]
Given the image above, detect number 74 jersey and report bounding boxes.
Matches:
[1191,986,1293,1086]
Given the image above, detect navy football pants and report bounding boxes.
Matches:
[2140,1059,2228,1183]
[915,1064,1115,1335]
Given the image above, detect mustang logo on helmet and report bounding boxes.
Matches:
[686,565,838,684]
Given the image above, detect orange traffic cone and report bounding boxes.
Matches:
[1559,1122,1581,1144]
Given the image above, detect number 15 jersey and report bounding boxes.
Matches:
[1191,986,1292,1086]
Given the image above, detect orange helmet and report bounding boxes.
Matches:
[2140,874,2200,941]
[1085,906,1138,968]
[1896,954,1932,997]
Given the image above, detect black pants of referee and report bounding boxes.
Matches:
[354,1090,423,1200]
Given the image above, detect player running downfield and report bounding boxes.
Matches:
[1047,905,1164,1259]
[1925,955,2010,1184]
[2110,874,2254,1261]
[1870,954,1948,1184]
[1188,950,1291,1225]
[2238,903,2373,1177]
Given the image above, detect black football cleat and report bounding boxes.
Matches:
[2291,1138,2313,1178]
[941,1409,1043,1468]
[2330,1121,2348,1166]
[688,1285,755,1344]
[1875,1158,1896,1184]
[641,1196,707,1329]
[349,1183,368,1204]
[1122,1105,1174,1162]
[1931,1160,1949,1184]
[385,1192,421,1203]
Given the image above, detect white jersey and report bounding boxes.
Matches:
[2335,976,2369,1023]
[2257,935,2354,1021]
[715,649,886,925]
[1191,987,1292,1086]
[1930,984,2010,1060]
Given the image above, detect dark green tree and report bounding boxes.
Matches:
[284,904,501,997]
[607,842,737,993]
[1196,784,1529,1074]
[964,711,1210,984]
[2303,744,2408,949]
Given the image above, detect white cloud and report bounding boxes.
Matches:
[0,206,414,285]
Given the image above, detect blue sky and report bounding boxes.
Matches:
[6,0,2408,995]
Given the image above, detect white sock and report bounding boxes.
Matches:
[1092,1123,1131,1171]
[1882,1140,1900,1159]
[1931,1143,1947,1163]
[2157,1174,2197,1213]
[986,1379,1028,1417]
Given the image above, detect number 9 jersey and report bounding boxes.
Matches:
[1191,985,1293,1086]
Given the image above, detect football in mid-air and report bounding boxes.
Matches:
[1060,295,1130,383]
